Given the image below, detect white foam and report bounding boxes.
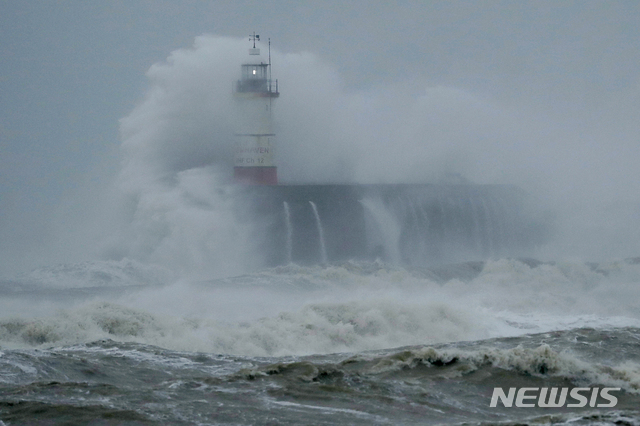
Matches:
[17,258,173,289]
[267,399,387,421]
[366,344,640,393]
[2,259,640,357]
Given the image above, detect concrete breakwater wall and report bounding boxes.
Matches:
[235,184,546,266]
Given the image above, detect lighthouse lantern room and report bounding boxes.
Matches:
[233,33,279,185]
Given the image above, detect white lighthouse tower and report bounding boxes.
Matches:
[233,33,279,185]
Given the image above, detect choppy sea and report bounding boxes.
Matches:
[1,257,640,425]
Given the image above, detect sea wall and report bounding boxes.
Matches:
[235,184,545,266]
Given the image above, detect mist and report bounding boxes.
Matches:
[86,34,635,278]
[2,2,639,277]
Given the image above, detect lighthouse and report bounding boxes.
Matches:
[233,33,279,185]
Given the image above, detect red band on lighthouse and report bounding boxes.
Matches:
[234,166,277,185]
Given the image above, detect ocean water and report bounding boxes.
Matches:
[2,257,640,425]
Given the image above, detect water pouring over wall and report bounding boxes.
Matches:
[239,183,544,266]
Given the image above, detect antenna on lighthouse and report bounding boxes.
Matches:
[249,32,260,55]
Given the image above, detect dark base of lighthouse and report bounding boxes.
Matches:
[234,167,278,185]
[234,184,549,267]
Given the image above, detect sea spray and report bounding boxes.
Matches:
[283,201,293,264]
[4,258,640,356]
[309,201,328,264]
[359,198,402,263]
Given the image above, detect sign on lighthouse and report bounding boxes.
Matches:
[233,33,279,185]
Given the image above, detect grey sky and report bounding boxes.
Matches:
[1,1,639,275]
